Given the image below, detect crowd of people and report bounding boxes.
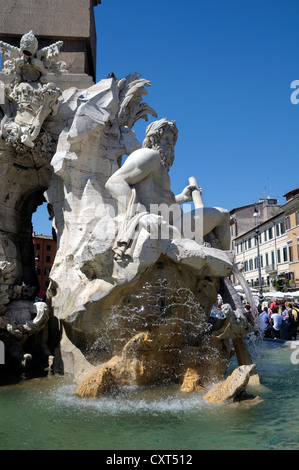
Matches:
[209,297,299,342]
[248,298,299,341]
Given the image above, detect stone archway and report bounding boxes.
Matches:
[15,188,51,297]
[0,140,53,297]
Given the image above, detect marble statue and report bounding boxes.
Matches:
[105,118,231,262]
[0,30,66,82]
[0,31,65,149]
[1,301,49,338]
[0,300,50,368]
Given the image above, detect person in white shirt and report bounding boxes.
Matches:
[271,307,283,338]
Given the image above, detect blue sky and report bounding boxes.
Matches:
[34,0,299,234]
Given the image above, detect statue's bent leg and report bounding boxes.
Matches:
[191,207,230,250]
[211,207,230,250]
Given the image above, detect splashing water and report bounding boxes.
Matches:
[90,279,215,355]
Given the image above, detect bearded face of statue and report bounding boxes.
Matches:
[152,128,175,171]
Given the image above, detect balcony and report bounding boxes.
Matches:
[265,264,277,274]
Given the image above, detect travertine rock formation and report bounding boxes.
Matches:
[202,364,261,405]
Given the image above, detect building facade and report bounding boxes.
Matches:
[33,234,57,297]
[231,189,299,292]
[283,188,299,287]
[230,198,281,251]
[234,211,289,291]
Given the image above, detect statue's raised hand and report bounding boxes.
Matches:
[175,184,199,204]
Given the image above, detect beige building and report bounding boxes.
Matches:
[283,188,299,288]
[234,210,289,292]
[231,189,299,292]
[230,198,281,251]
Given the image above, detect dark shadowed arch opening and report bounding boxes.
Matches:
[15,188,53,299]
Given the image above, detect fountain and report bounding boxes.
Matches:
[0,28,261,406]
[0,7,298,452]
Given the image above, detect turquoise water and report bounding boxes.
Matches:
[0,339,298,450]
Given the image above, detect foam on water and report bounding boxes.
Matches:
[48,381,211,416]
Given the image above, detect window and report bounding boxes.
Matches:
[260,255,263,268]
[248,238,252,249]
[285,216,290,230]
[244,261,248,272]
[36,243,40,250]
[46,256,51,263]
[280,221,286,234]
[277,249,281,263]
[275,224,280,237]
[271,251,275,265]
[264,231,267,242]
[296,211,299,226]
[254,257,258,269]
[269,227,273,240]
[249,259,253,271]
[46,245,51,251]
[283,247,288,262]
[44,268,50,276]
[265,253,269,266]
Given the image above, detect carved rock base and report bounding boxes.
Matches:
[180,367,205,393]
[75,326,234,398]
[202,364,261,405]
[75,356,128,399]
